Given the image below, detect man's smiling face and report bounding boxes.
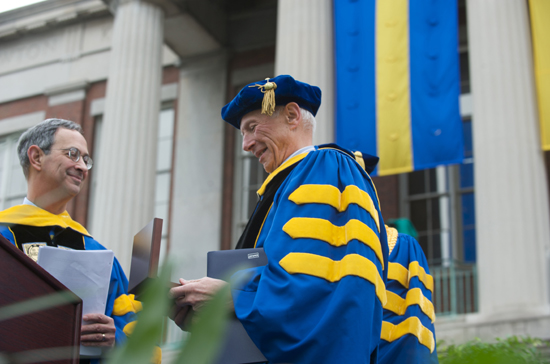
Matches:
[240,107,294,173]
[40,128,89,199]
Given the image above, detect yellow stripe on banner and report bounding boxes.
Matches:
[280,253,387,305]
[388,261,434,293]
[376,0,413,176]
[288,184,380,232]
[529,0,550,150]
[113,294,143,316]
[283,218,384,268]
[384,288,436,323]
[381,317,435,353]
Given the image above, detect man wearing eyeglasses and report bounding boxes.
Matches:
[0,119,140,363]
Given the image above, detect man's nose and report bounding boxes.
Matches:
[242,135,255,152]
[75,157,88,172]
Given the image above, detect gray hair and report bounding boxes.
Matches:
[300,108,316,135]
[271,106,317,135]
[17,118,83,178]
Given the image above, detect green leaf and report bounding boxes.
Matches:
[105,261,173,364]
[172,282,231,364]
[0,290,79,322]
[438,336,550,364]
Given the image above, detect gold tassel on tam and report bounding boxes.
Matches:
[249,78,278,116]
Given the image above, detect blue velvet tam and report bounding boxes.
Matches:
[221,75,322,129]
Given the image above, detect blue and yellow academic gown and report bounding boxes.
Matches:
[0,205,141,350]
[379,227,439,364]
[232,145,389,364]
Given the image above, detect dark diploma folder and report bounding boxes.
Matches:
[207,248,268,364]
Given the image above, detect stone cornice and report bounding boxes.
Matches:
[0,0,109,42]
[102,0,182,17]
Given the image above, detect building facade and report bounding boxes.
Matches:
[1,0,549,355]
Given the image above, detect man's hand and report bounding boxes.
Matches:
[168,304,194,331]
[169,277,233,312]
[81,313,116,347]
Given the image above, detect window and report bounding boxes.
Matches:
[155,106,175,262]
[402,167,451,265]
[400,117,475,266]
[0,133,27,209]
[231,132,268,247]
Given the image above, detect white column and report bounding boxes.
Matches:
[169,53,226,281]
[91,0,164,273]
[275,0,334,145]
[467,0,550,318]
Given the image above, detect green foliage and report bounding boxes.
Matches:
[105,261,174,364]
[105,260,231,364]
[172,282,231,364]
[438,336,550,364]
[0,290,79,322]
[0,259,232,364]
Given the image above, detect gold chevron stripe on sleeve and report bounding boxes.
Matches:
[384,288,435,323]
[381,317,435,353]
[113,294,143,316]
[388,262,434,293]
[279,253,387,305]
[409,261,434,292]
[283,218,383,269]
[288,184,380,232]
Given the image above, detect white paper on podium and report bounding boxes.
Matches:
[37,246,114,358]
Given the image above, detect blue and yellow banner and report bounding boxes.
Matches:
[334,0,463,176]
[529,0,550,151]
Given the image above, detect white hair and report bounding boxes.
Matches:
[300,108,316,135]
[271,105,316,135]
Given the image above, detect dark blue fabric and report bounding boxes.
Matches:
[232,148,388,364]
[409,0,463,171]
[333,0,377,159]
[318,143,380,174]
[221,75,322,129]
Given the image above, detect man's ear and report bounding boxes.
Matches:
[28,145,44,172]
[284,102,302,130]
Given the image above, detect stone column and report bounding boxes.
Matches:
[467,0,550,320]
[275,0,334,145]
[91,0,164,273]
[169,53,226,281]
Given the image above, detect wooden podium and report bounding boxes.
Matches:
[0,235,82,364]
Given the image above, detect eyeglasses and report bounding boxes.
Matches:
[55,147,93,170]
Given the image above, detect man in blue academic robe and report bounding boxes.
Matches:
[170,75,389,364]
[0,118,144,363]
[379,226,439,364]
